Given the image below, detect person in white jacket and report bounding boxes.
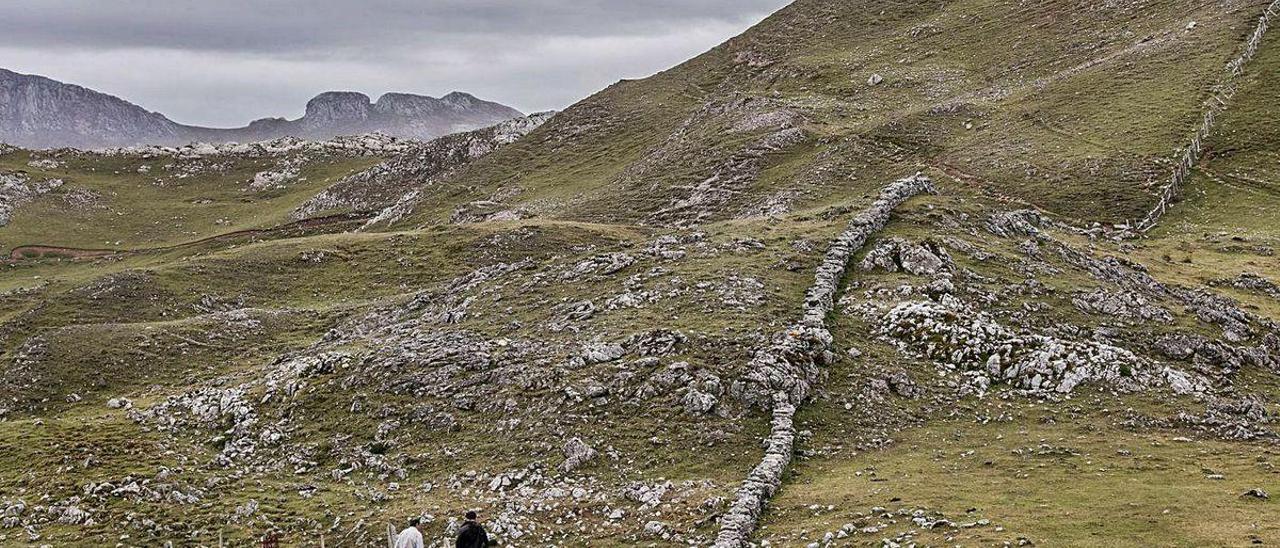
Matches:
[393,517,424,548]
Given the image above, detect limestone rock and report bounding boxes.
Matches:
[559,438,597,473]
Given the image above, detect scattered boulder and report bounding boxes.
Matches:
[681,389,718,416]
[1072,289,1173,322]
[986,210,1049,238]
[1241,488,1269,500]
[859,238,953,277]
[582,342,625,364]
[559,438,597,473]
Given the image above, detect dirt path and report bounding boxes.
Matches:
[6,211,372,262]
[930,160,1072,218]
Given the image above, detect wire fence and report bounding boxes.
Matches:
[1136,0,1279,233]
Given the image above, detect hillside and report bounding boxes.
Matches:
[0,0,1278,546]
[0,68,523,149]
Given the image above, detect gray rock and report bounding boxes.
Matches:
[986,210,1050,238]
[582,342,625,364]
[682,389,718,416]
[1072,289,1173,322]
[859,237,953,277]
[1154,333,1209,360]
[559,438,597,473]
[1241,488,1269,500]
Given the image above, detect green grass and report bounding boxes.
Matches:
[387,0,1268,227]
[763,391,1279,547]
[2,0,1279,544]
[0,150,380,251]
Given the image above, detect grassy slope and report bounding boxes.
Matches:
[1128,25,1280,315]
[755,16,1280,541]
[0,148,380,251]
[390,0,1264,228]
[767,391,1278,547]
[756,177,1280,546]
[1,0,1278,545]
[3,217,830,544]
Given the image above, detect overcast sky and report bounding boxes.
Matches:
[0,1,791,127]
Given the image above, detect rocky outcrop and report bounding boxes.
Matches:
[1212,273,1280,300]
[294,111,555,222]
[0,172,62,226]
[647,127,807,227]
[1072,289,1173,322]
[297,92,372,133]
[287,90,524,141]
[986,209,1050,238]
[0,68,523,148]
[859,238,954,277]
[879,300,1199,394]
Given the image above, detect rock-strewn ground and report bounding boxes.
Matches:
[2,0,1280,545]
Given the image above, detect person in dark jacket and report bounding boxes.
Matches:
[456,510,490,548]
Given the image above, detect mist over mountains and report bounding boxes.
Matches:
[0,68,523,149]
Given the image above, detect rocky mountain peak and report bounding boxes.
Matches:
[0,68,180,149]
[0,70,523,148]
[302,91,373,124]
[442,91,480,108]
[372,93,446,117]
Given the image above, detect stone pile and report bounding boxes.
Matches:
[878,300,1201,394]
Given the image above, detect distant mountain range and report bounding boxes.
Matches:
[0,68,524,149]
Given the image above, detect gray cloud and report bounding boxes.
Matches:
[0,1,790,126]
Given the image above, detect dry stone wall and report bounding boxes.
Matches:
[714,174,935,547]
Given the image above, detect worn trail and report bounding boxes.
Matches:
[6,211,371,261]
